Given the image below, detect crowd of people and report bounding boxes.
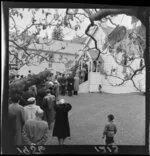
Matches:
[8,69,117,147]
[8,70,79,146]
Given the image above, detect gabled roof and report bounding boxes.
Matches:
[101,26,114,36]
[38,37,84,45]
[28,39,84,55]
[84,25,114,48]
[71,37,88,44]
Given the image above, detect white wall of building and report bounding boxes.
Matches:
[79,26,145,94]
[18,61,49,76]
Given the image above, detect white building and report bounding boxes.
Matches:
[11,39,84,76]
[77,25,145,94]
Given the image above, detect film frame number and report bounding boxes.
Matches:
[94,145,118,153]
[17,145,46,154]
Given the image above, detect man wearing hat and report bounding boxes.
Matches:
[42,89,56,130]
[22,109,49,145]
[24,97,43,122]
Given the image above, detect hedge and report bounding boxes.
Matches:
[9,70,52,97]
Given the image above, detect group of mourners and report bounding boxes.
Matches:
[8,70,117,146]
[56,72,80,96]
[8,71,78,146]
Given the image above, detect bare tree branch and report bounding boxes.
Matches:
[105,17,118,26]
[9,40,30,56]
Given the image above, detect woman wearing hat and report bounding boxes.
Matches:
[52,99,72,145]
[24,97,42,122]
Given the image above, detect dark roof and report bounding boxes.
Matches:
[71,37,88,44]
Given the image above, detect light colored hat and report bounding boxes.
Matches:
[49,81,54,85]
[27,97,36,104]
[59,99,65,104]
[54,80,58,84]
[36,109,44,116]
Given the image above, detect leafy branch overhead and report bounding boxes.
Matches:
[9,8,146,91]
[83,8,146,91]
[51,25,64,41]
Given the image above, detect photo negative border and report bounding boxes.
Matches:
[2,2,150,155]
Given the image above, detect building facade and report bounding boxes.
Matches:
[9,39,84,76]
[76,25,145,94]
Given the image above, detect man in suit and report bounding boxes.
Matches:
[42,89,56,130]
[9,94,25,145]
[67,73,74,96]
[22,109,49,145]
[60,74,66,96]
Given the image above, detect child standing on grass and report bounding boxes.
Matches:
[102,114,117,145]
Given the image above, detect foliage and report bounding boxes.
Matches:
[9,8,146,92]
[51,25,64,40]
[9,70,52,96]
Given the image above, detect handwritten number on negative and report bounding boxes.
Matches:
[94,145,118,154]
[17,146,46,154]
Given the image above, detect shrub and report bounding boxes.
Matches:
[9,70,52,96]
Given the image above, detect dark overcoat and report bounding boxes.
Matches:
[67,77,74,91]
[53,103,72,139]
[42,94,56,127]
[9,103,25,145]
[8,113,17,146]
[60,77,66,95]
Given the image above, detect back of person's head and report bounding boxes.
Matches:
[16,75,19,78]
[108,114,114,121]
[11,94,21,103]
[28,70,31,73]
[36,109,44,118]
[27,97,36,105]
[59,99,65,104]
[54,80,58,84]
[21,75,24,78]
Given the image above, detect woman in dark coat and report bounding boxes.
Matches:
[52,99,72,145]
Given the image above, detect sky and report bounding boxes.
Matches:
[10,9,141,40]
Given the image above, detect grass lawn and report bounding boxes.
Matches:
[46,92,145,145]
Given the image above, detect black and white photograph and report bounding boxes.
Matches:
[1,2,150,155]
